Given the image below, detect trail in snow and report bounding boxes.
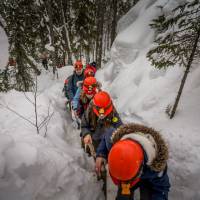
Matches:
[42,68,105,200]
[49,68,122,200]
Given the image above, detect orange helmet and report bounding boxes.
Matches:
[92,91,113,117]
[74,60,83,70]
[83,77,97,95]
[108,139,144,181]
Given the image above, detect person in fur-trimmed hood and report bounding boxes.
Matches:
[95,123,170,200]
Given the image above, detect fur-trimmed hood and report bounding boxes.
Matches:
[111,123,168,172]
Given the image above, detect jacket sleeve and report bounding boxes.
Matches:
[67,75,74,101]
[72,87,81,110]
[96,135,109,159]
[80,112,91,138]
[142,166,170,200]
[96,127,115,159]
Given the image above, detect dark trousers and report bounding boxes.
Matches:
[116,186,152,200]
[42,61,48,70]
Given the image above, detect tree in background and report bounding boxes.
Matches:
[0,0,42,91]
[72,0,96,61]
[0,0,136,91]
[102,0,140,64]
[147,0,200,118]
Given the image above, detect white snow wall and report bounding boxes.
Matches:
[96,0,200,199]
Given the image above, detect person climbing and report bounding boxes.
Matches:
[41,52,48,70]
[72,76,100,118]
[71,63,97,112]
[64,60,84,103]
[95,123,170,200]
[84,64,96,78]
[81,91,123,151]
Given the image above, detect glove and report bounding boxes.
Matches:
[76,81,83,88]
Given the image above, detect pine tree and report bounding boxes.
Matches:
[147,0,200,118]
[72,0,96,60]
[0,0,135,85]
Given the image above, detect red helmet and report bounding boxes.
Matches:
[92,91,113,117]
[74,60,83,70]
[83,77,97,95]
[84,67,96,78]
[108,139,144,181]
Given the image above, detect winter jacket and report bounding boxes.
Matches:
[72,87,81,110]
[72,89,91,118]
[66,72,84,101]
[72,81,102,117]
[42,58,48,65]
[96,123,170,200]
[81,102,123,149]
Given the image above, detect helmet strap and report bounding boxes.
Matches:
[121,183,131,195]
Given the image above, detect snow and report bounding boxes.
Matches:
[96,0,200,199]
[45,44,55,52]
[0,66,104,200]
[0,27,9,69]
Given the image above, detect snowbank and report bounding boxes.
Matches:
[0,66,104,200]
[96,0,200,199]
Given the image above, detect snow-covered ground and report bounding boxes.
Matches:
[0,67,104,200]
[0,27,9,69]
[96,0,200,199]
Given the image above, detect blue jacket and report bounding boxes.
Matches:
[67,72,84,101]
[96,124,170,200]
[72,87,81,110]
[72,88,91,118]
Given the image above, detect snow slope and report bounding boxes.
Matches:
[96,0,200,199]
[0,67,104,200]
[0,27,9,69]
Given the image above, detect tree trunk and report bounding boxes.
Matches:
[46,0,57,68]
[92,42,95,61]
[107,22,111,50]
[170,28,200,118]
[110,0,117,46]
[95,2,100,65]
[95,0,105,69]
[60,0,73,65]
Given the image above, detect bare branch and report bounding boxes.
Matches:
[23,92,35,106]
[0,102,36,127]
[34,75,39,134]
[44,111,54,137]
[38,102,52,129]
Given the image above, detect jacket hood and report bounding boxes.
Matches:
[111,123,168,172]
